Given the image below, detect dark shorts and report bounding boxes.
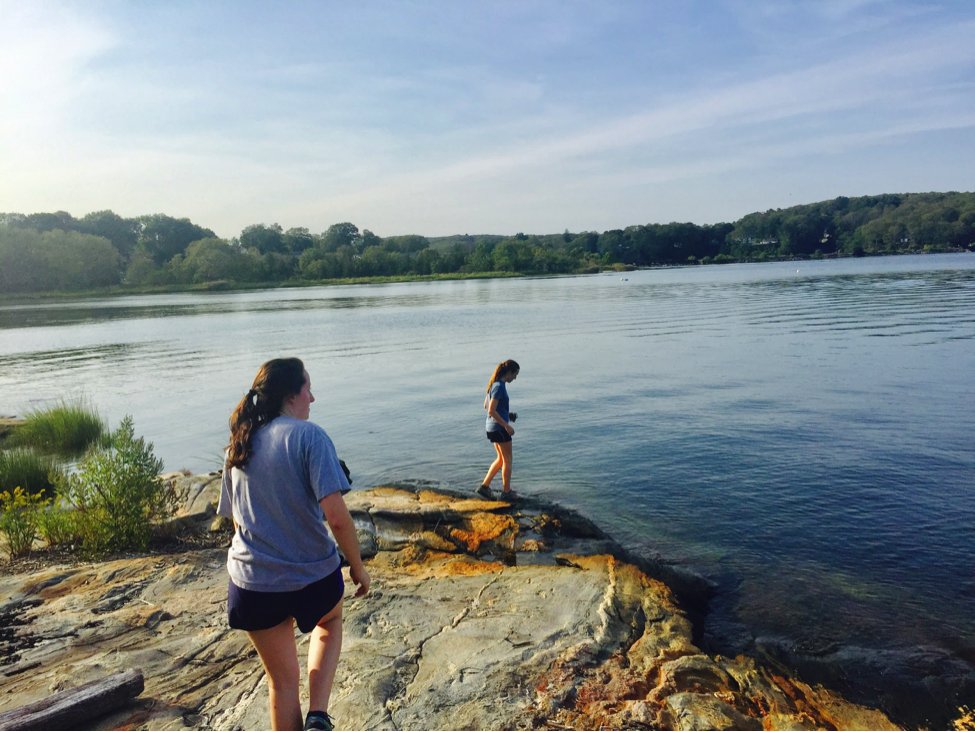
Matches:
[228,567,344,633]
[487,429,512,444]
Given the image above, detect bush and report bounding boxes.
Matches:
[0,487,49,557]
[37,504,82,547]
[0,447,63,497]
[56,416,172,557]
[11,400,105,454]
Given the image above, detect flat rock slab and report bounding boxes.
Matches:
[0,483,899,731]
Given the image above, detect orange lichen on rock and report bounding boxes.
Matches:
[417,556,505,578]
[520,557,901,732]
[449,511,517,552]
[954,706,975,731]
[409,530,456,552]
[416,490,507,511]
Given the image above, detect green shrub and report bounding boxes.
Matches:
[56,416,172,557]
[0,487,49,557]
[0,447,63,497]
[11,400,105,454]
[37,504,82,547]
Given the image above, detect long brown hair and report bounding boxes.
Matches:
[227,357,306,469]
[486,359,520,392]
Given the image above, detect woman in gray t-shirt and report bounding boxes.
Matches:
[219,357,369,731]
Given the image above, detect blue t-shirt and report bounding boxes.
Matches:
[485,381,510,432]
[217,416,350,592]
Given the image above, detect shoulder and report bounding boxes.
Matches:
[277,417,334,448]
[490,381,504,396]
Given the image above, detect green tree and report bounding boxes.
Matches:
[360,229,383,250]
[15,211,78,233]
[412,247,442,275]
[124,253,164,286]
[0,228,121,293]
[260,251,297,281]
[318,223,362,253]
[181,238,257,283]
[354,246,399,277]
[283,227,314,254]
[465,242,494,272]
[492,238,534,271]
[79,211,140,261]
[383,234,430,254]
[137,214,216,264]
[240,223,286,254]
[436,243,468,273]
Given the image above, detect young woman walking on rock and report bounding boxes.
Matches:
[479,359,520,500]
[218,357,369,731]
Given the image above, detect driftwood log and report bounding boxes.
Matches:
[0,668,144,731]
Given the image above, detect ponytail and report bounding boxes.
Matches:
[227,358,306,469]
[486,359,520,392]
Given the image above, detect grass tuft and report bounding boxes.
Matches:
[0,448,63,497]
[10,399,105,454]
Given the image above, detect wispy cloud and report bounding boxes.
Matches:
[307,19,975,217]
[1,1,973,235]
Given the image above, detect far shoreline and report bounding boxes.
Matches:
[1,248,971,306]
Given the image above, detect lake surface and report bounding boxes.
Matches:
[2,253,974,722]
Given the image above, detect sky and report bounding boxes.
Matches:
[2,0,974,239]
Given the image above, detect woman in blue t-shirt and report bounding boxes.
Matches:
[478,359,520,500]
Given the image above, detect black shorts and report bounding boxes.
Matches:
[228,567,345,633]
[487,429,512,444]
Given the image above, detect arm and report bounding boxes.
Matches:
[320,492,371,597]
[487,398,514,435]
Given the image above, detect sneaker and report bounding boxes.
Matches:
[305,711,334,731]
[476,484,493,498]
[501,490,519,501]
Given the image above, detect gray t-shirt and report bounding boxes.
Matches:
[217,416,350,592]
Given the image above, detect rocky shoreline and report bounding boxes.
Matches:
[0,473,905,730]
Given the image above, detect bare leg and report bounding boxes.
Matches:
[308,599,344,715]
[499,441,513,492]
[482,443,504,487]
[247,618,302,731]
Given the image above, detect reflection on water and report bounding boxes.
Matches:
[0,285,512,329]
[2,254,975,716]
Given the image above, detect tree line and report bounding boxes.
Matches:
[1,191,973,294]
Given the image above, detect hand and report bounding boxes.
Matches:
[350,564,371,597]
[505,424,515,436]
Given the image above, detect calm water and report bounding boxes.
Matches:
[2,254,974,715]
